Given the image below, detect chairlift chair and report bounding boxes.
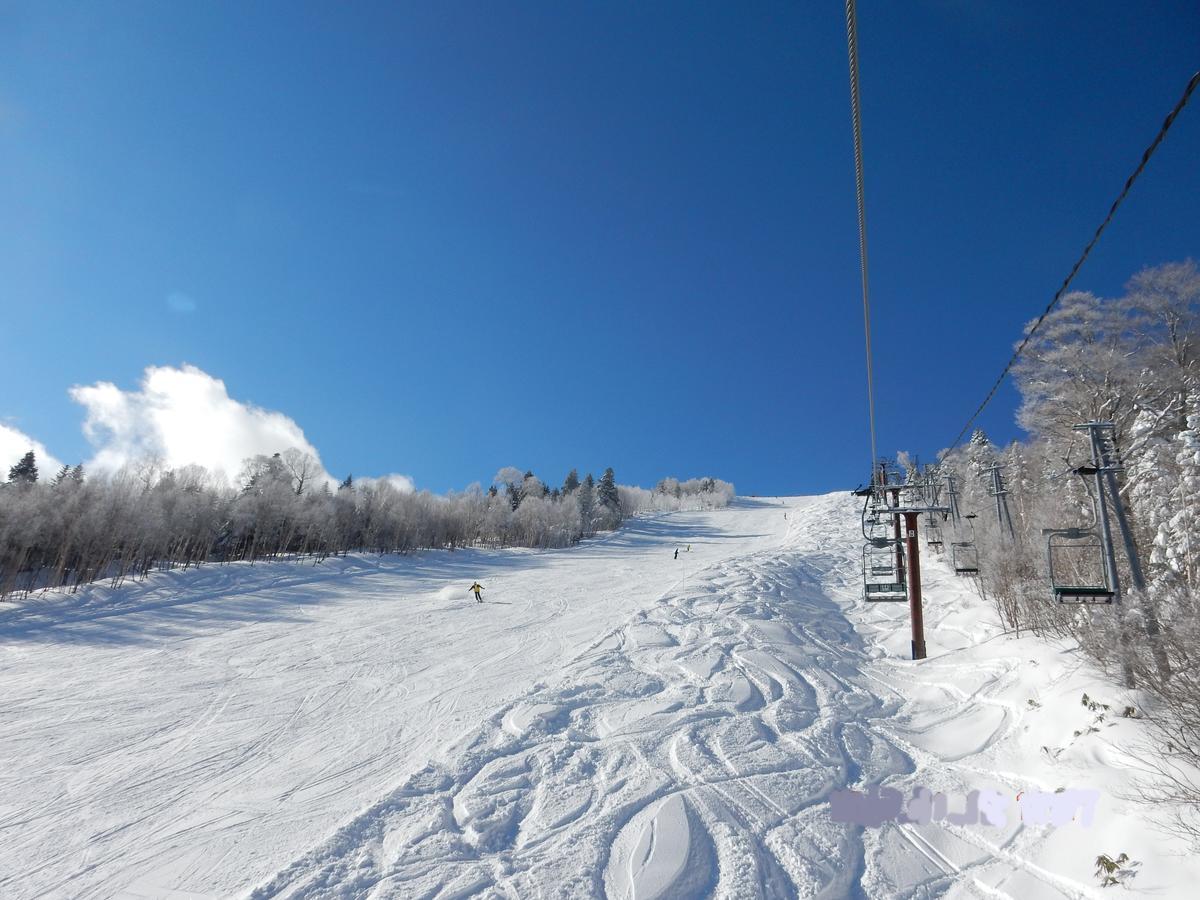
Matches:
[1046,528,1114,604]
[863,541,907,602]
[866,516,894,544]
[861,492,894,543]
[951,541,979,576]
[926,527,944,553]
[949,513,980,575]
[925,512,944,551]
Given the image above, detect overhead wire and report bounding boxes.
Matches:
[844,0,879,482]
[947,69,1200,451]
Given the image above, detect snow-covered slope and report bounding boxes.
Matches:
[0,495,1195,898]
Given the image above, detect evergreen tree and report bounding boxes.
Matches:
[563,469,580,494]
[339,474,354,491]
[598,467,620,510]
[590,467,621,530]
[487,484,498,498]
[577,473,595,530]
[50,464,72,486]
[7,450,38,485]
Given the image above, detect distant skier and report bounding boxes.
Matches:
[469,581,484,603]
[674,548,679,560]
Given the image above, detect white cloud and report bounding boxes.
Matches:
[0,423,65,481]
[68,364,337,488]
[358,473,416,493]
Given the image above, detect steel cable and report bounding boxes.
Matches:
[845,0,879,481]
[948,70,1200,451]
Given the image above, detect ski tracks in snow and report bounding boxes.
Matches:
[249,512,913,899]
[250,494,1117,900]
[3,495,1130,898]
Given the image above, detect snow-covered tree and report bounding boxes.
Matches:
[521,473,546,502]
[280,448,320,496]
[964,431,995,477]
[0,450,732,598]
[1157,400,1200,591]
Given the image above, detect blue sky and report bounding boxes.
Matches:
[2,1,1197,495]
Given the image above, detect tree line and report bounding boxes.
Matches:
[0,451,734,601]
[924,259,1200,845]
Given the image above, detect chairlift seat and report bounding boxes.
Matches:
[865,582,907,602]
[1046,528,1113,606]
[862,540,907,602]
[950,541,979,576]
[1053,586,1114,604]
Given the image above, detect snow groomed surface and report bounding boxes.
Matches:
[1,495,1196,898]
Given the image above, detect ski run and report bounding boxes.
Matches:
[1,494,1197,899]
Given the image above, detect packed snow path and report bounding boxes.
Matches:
[2,496,1194,898]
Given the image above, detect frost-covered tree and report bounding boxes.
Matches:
[620,477,735,515]
[1013,290,1152,465]
[521,473,546,502]
[927,262,1200,835]
[280,448,320,496]
[964,431,995,476]
[1130,408,1185,592]
[1157,400,1200,591]
[0,451,733,598]
[1126,260,1200,432]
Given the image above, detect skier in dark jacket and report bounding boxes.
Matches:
[674,548,679,560]
[469,581,484,603]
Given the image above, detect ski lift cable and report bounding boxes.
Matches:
[845,0,879,480]
[947,69,1200,452]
